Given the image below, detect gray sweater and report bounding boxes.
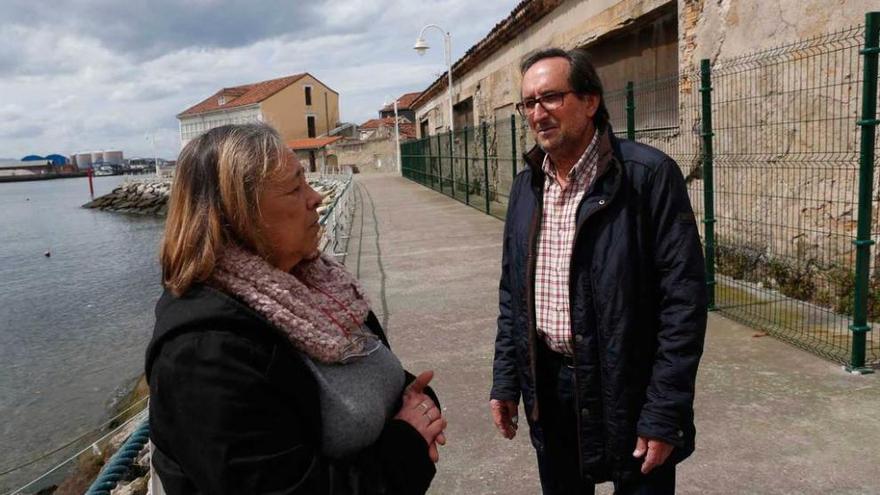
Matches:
[302,334,406,458]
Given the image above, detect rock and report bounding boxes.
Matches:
[111,475,148,495]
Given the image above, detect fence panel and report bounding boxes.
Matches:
[399,19,879,368]
[707,26,872,366]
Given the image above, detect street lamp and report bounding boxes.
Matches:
[385,96,402,175]
[414,24,454,133]
[145,133,160,177]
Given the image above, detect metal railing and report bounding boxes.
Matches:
[401,13,880,371]
[312,172,355,259]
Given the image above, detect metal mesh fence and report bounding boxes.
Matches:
[707,25,872,366]
[402,115,531,220]
[401,16,880,369]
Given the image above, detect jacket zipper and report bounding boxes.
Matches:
[525,187,542,423]
[568,159,617,478]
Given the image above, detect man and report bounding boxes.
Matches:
[490,47,707,494]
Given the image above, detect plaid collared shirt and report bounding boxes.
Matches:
[535,130,600,356]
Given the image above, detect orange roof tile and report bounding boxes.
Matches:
[381,92,422,112]
[360,116,413,129]
[287,136,342,150]
[179,73,309,117]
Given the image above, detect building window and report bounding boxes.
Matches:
[581,4,678,133]
[305,86,312,106]
[453,97,474,130]
[307,115,316,138]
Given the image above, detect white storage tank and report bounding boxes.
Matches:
[104,150,124,166]
[76,153,93,169]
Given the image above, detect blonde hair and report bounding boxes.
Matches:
[160,123,288,296]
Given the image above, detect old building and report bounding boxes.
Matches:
[411,0,872,134]
[177,73,339,148]
[378,92,421,122]
[405,0,880,368]
[288,136,343,174]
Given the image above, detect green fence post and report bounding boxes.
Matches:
[402,142,408,179]
[625,81,635,140]
[449,130,455,199]
[437,133,443,194]
[510,115,518,180]
[700,59,717,311]
[421,139,428,186]
[464,127,470,206]
[849,11,880,373]
[482,121,490,214]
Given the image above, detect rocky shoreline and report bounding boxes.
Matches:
[82,179,170,216]
[82,176,349,218]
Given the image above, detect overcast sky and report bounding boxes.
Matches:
[0,0,519,160]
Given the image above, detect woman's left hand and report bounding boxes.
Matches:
[395,370,447,462]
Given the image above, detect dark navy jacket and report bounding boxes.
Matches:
[491,128,707,483]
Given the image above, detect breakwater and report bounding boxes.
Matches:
[81,175,350,218]
[82,178,171,215]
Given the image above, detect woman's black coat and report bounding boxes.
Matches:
[146,284,436,494]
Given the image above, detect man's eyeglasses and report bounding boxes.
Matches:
[516,91,575,116]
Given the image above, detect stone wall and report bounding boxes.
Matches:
[329,136,398,174]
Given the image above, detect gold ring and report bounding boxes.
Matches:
[418,401,430,412]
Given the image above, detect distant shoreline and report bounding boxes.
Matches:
[0,172,90,183]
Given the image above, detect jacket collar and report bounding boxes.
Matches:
[524,125,622,192]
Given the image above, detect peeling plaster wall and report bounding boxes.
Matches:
[329,137,398,174]
[679,0,875,271]
[681,0,876,67]
[415,0,672,132]
[413,0,876,271]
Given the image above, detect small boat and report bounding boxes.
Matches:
[94,165,119,176]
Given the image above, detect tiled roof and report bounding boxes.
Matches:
[399,123,417,139]
[381,92,422,112]
[287,136,342,150]
[178,74,308,117]
[358,118,417,140]
[360,117,390,129]
[360,116,412,129]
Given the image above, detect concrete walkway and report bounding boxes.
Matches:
[345,174,880,495]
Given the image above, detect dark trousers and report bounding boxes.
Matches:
[534,341,675,495]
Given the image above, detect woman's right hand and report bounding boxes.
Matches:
[394,370,447,462]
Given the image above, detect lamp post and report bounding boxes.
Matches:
[386,96,402,174]
[414,24,454,133]
[146,133,160,177]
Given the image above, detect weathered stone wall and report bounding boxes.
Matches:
[413,0,876,275]
[328,136,398,174]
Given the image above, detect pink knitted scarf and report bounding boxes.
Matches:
[209,245,373,363]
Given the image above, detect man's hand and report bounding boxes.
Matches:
[490,399,519,439]
[632,436,674,474]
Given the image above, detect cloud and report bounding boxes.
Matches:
[0,0,521,158]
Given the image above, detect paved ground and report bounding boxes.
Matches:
[345,174,880,495]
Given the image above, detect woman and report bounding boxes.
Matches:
[145,123,445,494]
